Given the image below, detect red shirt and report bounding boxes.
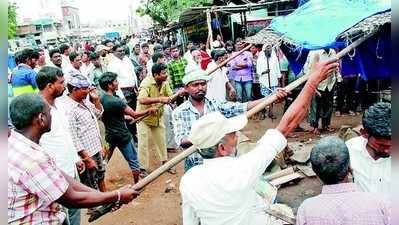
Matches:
[200,50,211,70]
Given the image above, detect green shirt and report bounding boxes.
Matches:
[168,58,188,89]
[137,75,173,127]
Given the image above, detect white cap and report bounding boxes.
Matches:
[188,112,248,149]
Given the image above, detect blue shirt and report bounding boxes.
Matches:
[11,64,38,88]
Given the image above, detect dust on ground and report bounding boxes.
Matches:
[82,102,361,225]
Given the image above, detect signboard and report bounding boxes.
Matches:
[184,21,207,36]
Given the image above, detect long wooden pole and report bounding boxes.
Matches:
[88,30,376,223]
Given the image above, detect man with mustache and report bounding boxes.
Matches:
[179,57,340,225]
[345,102,391,200]
[172,69,288,172]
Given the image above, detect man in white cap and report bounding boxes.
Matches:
[172,68,287,172]
[96,44,111,68]
[179,58,339,225]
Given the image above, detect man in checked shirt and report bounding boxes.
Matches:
[61,74,107,194]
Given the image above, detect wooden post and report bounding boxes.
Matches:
[206,9,213,45]
[214,11,224,43]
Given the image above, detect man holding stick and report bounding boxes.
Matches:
[8,93,140,225]
[179,58,339,225]
[173,68,288,172]
[98,72,158,184]
[137,63,185,176]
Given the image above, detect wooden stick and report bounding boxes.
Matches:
[88,29,376,223]
[246,29,377,118]
[207,43,253,76]
[265,208,296,225]
[129,92,180,124]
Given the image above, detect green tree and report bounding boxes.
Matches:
[137,0,211,26]
[8,2,17,39]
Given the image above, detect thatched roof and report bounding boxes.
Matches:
[337,11,391,41]
[244,10,391,47]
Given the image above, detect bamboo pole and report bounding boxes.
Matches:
[88,30,376,223]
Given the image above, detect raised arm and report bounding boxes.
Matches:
[276,58,339,136]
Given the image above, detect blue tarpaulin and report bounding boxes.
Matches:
[268,0,391,81]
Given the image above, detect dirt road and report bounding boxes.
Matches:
[82,103,361,225]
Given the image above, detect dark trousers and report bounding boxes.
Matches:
[357,79,391,111]
[336,76,358,113]
[121,87,138,142]
[284,87,303,112]
[252,83,263,100]
[309,90,334,128]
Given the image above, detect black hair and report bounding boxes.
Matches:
[310,136,350,185]
[89,51,99,60]
[67,83,77,93]
[190,46,198,53]
[49,48,61,58]
[112,43,124,52]
[362,102,391,138]
[141,42,149,48]
[102,39,113,46]
[9,93,47,130]
[235,38,243,44]
[69,52,79,62]
[225,40,234,47]
[98,72,118,91]
[59,44,70,54]
[36,66,64,90]
[211,49,226,61]
[170,45,178,50]
[15,48,40,64]
[152,63,167,76]
[152,52,165,63]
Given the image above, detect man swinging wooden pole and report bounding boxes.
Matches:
[88,30,375,223]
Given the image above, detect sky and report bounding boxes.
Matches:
[13,0,142,23]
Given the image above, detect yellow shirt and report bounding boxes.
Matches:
[137,75,173,127]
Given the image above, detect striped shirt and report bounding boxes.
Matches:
[168,58,188,89]
[172,97,247,170]
[62,96,103,157]
[8,131,69,225]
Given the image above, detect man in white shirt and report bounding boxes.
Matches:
[257,45,282,119]
[180,57,339,225]
[183,41,194,63]
[185,49,202,75]
[64,52,83,81]
[60,44,72,74]
[80,51,92,78]
[206,50,236,102]
[345,102,391,200]
[108,43,138,138]
[36,66,82,225]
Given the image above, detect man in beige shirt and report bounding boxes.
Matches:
[306,49,339,134]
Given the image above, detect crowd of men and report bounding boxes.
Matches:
[8,34,391,225]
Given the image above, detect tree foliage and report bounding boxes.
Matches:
[8,2,17,39]
[136,0,212,26]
